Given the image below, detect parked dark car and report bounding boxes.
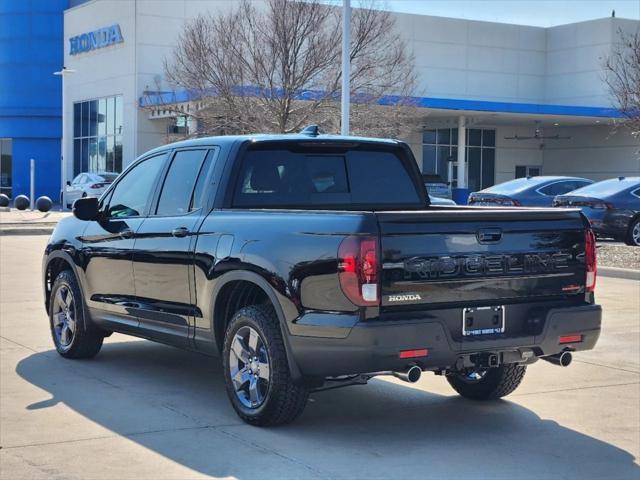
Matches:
[553,176,640,246]
[42,129,601,426]
[422,174,451,199]
[468,176,593,207]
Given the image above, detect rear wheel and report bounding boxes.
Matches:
[222,305,308,426]
[625,218,640,246]
[446,363,526,400]
[49,270,103,359]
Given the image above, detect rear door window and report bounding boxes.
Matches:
[155,149,209,216]
[233,145,422,208]
[539,181,579,196]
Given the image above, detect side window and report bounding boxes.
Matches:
[107,153,167,218]
[632,188,640,199]
[190,150,216,212]
[539,181,574,196]
[156,149,208,216]
[72,174,85,185]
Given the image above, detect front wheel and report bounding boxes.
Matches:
[446,363,526,400]
[625,218,640,246]
[222,305,309,426]
[49,270,104,359]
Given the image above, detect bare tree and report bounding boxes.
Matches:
[161,0,419,136]
[604,29,640,138]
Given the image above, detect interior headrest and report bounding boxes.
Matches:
[250,162,281,191]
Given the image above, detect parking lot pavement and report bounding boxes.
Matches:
[1,235,638,480]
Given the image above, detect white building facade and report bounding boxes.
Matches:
[62,0,640,197]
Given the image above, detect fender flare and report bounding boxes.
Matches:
[210,270,303,381]
[44,249,91,332]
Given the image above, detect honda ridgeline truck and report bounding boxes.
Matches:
[43,127,601,425]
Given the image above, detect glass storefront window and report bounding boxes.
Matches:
[73,95,123,175]
[422,127,496,190]
[98,98,107,136]
[0,139,12,197]
[422,129,436,144]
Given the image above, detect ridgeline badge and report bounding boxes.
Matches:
[69,24,123,55]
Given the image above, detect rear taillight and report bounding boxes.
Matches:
[591,202,614,210]
[90,183,105,189]
[338,235,379,306]
[584,229,597,292]
[499,197,519,206]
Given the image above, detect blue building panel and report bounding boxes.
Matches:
[0,0,67,201]
[11,138,61,200]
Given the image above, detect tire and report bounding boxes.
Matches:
[446,363,526,400]
[49,269,104,359]
[222,304,309,426]
[625,217,640,246]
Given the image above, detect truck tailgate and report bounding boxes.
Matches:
[377,207,587,307]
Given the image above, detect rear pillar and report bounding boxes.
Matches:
[453,115,469,204]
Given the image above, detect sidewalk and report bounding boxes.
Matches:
[0,208,71,235]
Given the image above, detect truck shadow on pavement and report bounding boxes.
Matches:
[16,339,639,479]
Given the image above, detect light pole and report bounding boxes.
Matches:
[341,0,351,135]
[53,67,75,210]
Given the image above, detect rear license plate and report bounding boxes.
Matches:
[462,306,505,336]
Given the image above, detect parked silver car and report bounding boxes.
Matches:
[64,172,118,209]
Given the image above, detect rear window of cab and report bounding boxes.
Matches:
[232,144,423,209]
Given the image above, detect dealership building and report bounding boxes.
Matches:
[1,0,639,202]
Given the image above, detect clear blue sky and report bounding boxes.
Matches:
[366,0,640,27]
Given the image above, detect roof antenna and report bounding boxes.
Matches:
[301,125,320,137]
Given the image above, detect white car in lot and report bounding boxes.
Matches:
[64,172,118,209]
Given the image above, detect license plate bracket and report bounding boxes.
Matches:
[462,306,505,336]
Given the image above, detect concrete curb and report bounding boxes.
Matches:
[599,266,640,281]
[0,226,54,236]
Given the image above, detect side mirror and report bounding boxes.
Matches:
[66,180,71,186]
[73,197,100,221]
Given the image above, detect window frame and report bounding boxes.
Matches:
[150,147,217,218]
[100,151,171,220]
[422,127,496,190]
[515,165,541,179]
[536,180,576,197]
[227,141,427,210]
[72,95,124,176]
[71,174,85,185]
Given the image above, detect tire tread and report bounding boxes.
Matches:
[223,304,308,426]
[447,363,526,400]
[50,270,103,359]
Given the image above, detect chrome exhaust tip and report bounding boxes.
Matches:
[542,351,572,367]
[392,365,422,383]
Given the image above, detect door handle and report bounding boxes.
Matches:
[119,228,134,239]
[172,227,190,238]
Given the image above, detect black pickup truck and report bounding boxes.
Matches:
[43,128,601,425]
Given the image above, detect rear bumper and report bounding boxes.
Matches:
[288,304,601,377]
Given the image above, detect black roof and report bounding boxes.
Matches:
[141,132,401,158]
